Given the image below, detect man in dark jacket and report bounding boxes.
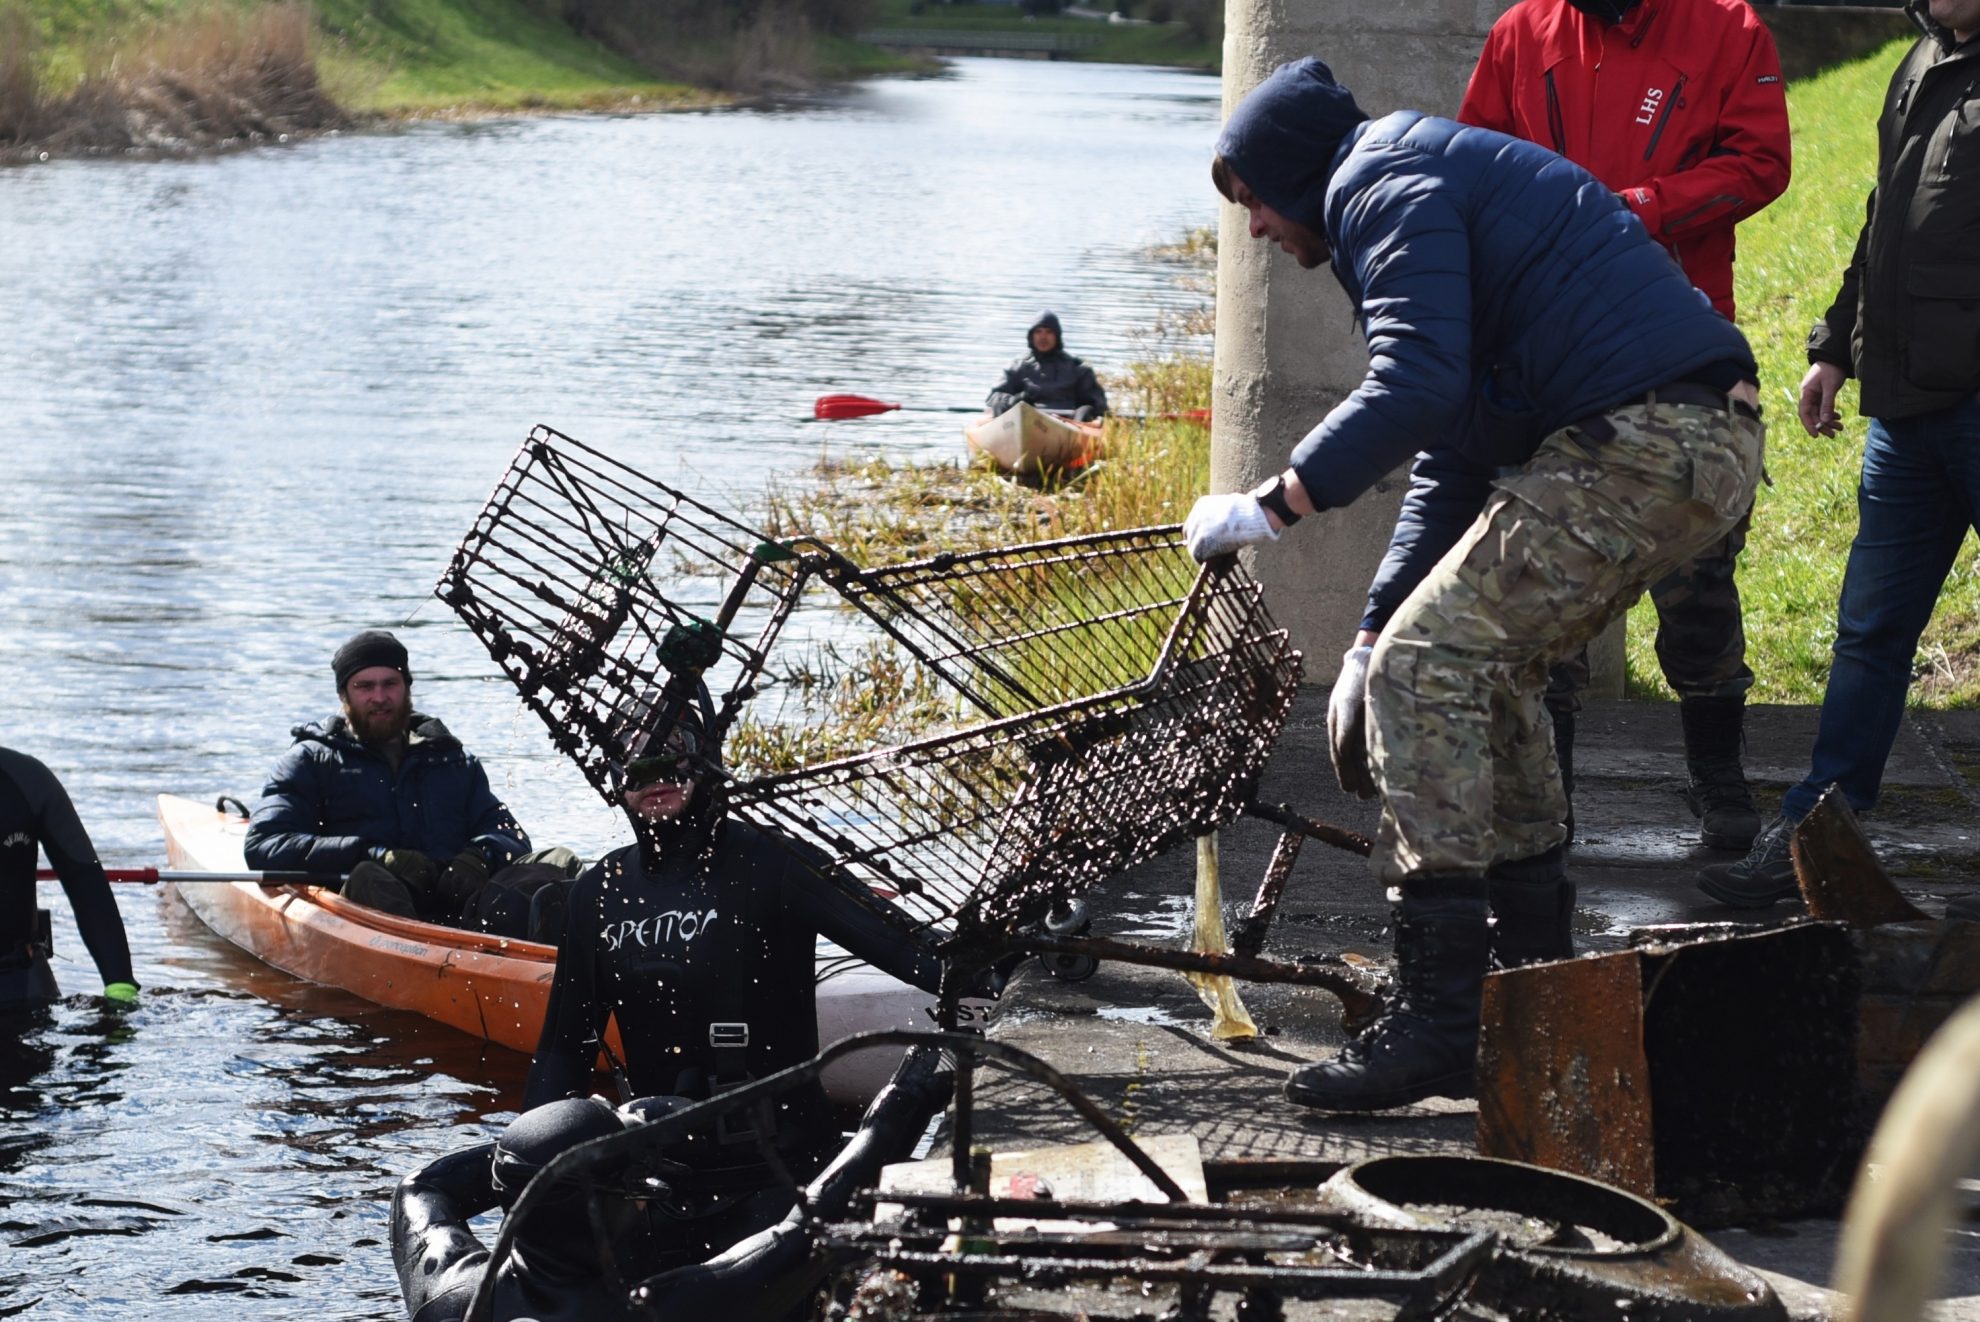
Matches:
[245,630,573,936]
[1700,0,1980,907]
[1461,0,1792,851]
[984,311,1110,421]
[1186,59,1764,1111]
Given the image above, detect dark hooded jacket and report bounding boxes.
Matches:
[985,311,1110,418]
[1216,58,1754,631]
[1808,1,1980,420]
[243,714,530,875]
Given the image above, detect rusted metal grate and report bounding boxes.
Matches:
[733,531,1302,942]
[435,425,812,802]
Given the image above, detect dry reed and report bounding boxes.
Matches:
[2,3,347,159]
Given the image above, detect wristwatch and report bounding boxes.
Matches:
[1256,473,1303,527]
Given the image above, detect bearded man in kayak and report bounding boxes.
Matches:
[1185,58,1763,1112]
[0,746,137,1010]
[244,630,577,941]
[522,692,951,1268]
[985,311,1111,421]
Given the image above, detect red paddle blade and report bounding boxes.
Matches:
[814,394,900,420]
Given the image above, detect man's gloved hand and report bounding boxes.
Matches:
[1328,645,1379,800]
[372,847,440,894]
[102,981,139,1010]
[436,848,491,904]
[1183,492,1278,562]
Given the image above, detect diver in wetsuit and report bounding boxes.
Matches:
[0,746,137,1009]
[524,699,943,1183]
[390,697,955,1321]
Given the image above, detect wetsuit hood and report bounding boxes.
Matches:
[1215,57,1370,233]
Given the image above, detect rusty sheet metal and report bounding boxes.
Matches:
[1794,786,1928,926]
[1477,953,1655,1198]
[1480,925,1864,1227]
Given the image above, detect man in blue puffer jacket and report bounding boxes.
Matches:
[246,630,572,936]
[1184,59,1765,1112]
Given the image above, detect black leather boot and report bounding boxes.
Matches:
[1284,876,1489,1112]
[1550,706,1576,845]
[1487,845,1575,967]
[1681,695,1761,850]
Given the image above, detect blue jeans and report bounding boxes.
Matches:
[1781,395,1980,821]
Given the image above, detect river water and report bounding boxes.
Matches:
[0,58,1219,1319]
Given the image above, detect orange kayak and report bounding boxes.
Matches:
[158,793,570,1053]
[964,401,1106,476]
[156,794,950,1102]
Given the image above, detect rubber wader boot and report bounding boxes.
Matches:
[1550,706,1576,845]
[1681,694,1761,850]
[1487,845,1575,968]
[1284,876,1489,1112]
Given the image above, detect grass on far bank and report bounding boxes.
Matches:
[864,0,1220,70]
[1624,36,1980,708]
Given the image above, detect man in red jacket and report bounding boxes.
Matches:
[1459,0,1790,856]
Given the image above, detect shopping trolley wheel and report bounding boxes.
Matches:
[1035,900,1097,980]
[1040,950,1099,982]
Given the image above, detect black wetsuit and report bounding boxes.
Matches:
[0,747,134,1004]
[523,818,942,1148]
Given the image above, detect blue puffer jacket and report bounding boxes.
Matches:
[1216,60,1755,629]
[244,714,530,875]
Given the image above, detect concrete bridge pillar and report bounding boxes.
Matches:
[1212,0,1628,696]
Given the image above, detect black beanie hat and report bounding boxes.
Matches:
[332,630,411,692]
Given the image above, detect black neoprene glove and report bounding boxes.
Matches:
[372,847,440,894]
[436,848,491,904]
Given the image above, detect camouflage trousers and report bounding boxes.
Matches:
[1366,402,1765,883]
[1543,502,1754,716]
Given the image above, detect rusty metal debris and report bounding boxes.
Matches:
[439,426,1370,1009]
[1480,785,1980,1228]
[1478,922,1862,1227]
[1793,786,1930,926]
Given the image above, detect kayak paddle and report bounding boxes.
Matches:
[814,394,981,420]
[813,393,1210,424]
[39,867,341,888]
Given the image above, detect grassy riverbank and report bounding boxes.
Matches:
[0,0,936,156]
[1627,35,1980,707]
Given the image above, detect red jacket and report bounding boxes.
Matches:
[1459,0,1790,319]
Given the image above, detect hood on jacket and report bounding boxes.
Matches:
[1028,310,1067,355]
[1215,57,1370,233]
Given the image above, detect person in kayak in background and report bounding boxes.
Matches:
[0,746,137,1009]
[523,690,953,1267]
[244,629,579,942]
[984,311,1110,421]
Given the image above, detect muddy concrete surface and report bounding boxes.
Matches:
[965,697,1980,1320]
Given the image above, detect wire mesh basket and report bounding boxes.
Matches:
[435,425,813,800]
[439,426,1303,950]
[734,531,1303,943]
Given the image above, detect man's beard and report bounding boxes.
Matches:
[345,698,412,746]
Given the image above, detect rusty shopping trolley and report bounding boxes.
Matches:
[437,426,1378,1020]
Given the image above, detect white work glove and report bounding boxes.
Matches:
[1182,492,1278,562]
[1328,645,1378,800]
